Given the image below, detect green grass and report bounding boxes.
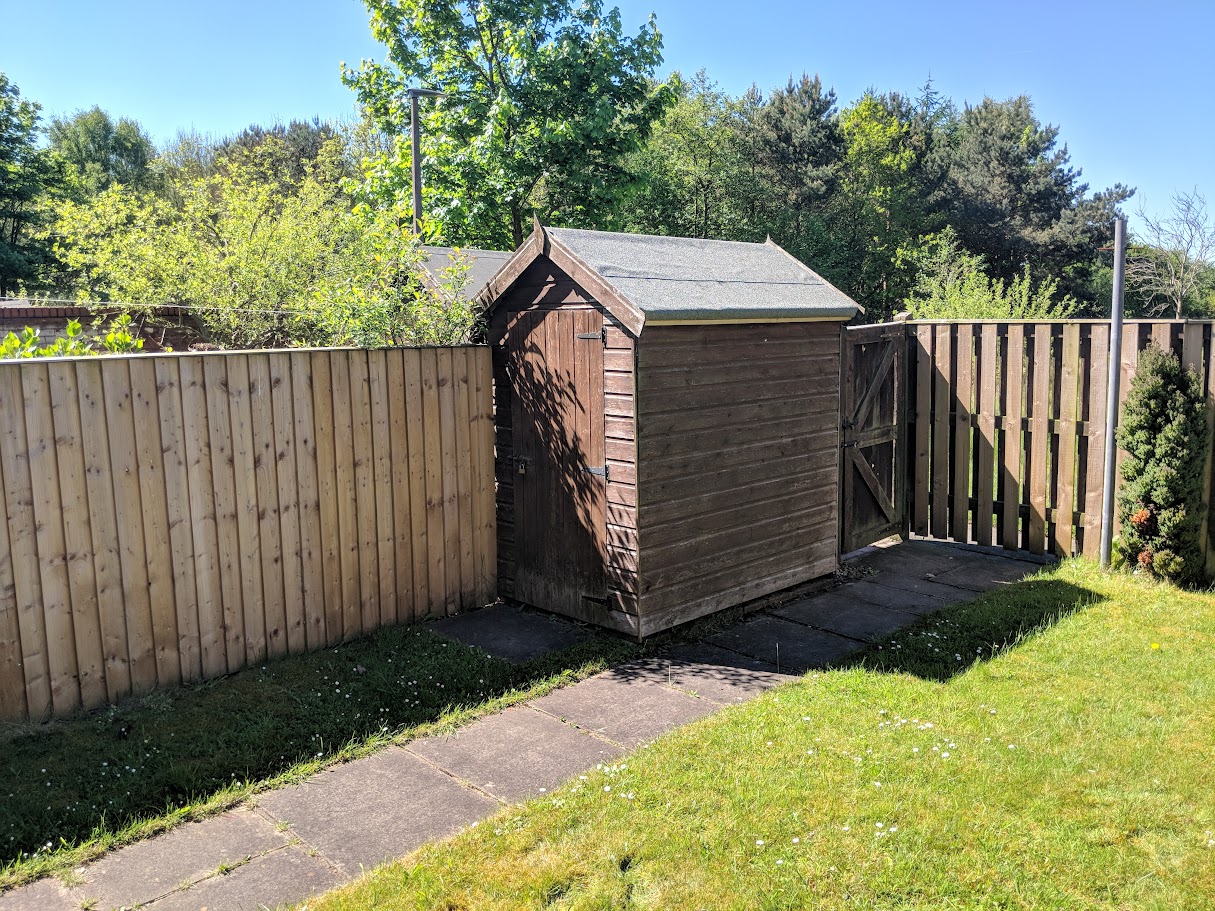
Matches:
[0,619,642,890]
[307,561,1215,911]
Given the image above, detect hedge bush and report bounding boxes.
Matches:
[1114,344,1209,584]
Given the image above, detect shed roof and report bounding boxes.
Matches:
[480,223,861,335]
[420,246,512,301]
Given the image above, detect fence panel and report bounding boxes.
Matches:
[908,319,1215,564]
[0,346,495,723]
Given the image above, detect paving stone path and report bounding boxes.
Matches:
[0,540,1050,911]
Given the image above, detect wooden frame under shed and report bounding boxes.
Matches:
[480,222,861,637]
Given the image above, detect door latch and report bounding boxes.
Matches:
[583,465,609,482]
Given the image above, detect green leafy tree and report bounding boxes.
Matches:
[0,314,143,359]
[48,107,156,197]
[53,138,469,348]
[344,0,671,247]
[1114,345,1208,585]
[904,227,1077,319]
[0,72,63,295]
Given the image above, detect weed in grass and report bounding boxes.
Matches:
[0,618,640,889]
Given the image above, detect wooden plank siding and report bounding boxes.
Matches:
[905,320,1213,562]
[0,347,493,723]
[635,322,841,637]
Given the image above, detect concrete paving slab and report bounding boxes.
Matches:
[929,555,1042,592]
[773,592,922,642]
[841,579,951,615]
[860,572,979,603]
[407,706,621,803]
[611,646,796,705]
[0,878,78,911]
[257,747,495,876]
[74,808,286,910]
[532,672,717,747]
[706,614,861,672]
[430,603,592,662]
[147,845,343,911]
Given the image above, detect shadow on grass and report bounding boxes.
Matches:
[832,577,1106,682]
[0,617,641,871]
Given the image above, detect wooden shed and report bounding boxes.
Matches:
[481,222,861,637]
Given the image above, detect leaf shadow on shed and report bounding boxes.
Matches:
[831,576,1105,683]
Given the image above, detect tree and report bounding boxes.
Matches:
[48,107,156,196]
[0,72,62,295]
[1126,190,1215,319]
[941,96,1131,302]
[344,0,671,248]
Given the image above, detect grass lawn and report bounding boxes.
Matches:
[309,560,1215,911]
[0,619,640,890]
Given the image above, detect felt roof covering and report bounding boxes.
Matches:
[420,246,512,301]
[479,222,861,335]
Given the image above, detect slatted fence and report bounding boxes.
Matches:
[909,320,1215,566]
[0,346,495,723]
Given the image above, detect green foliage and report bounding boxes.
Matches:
[345,0,671,247]
[1114,345,1209,585]
[47,107,156,197]
[0,315,144,359]
[0,72,64,295]
[903,227,1077,319]
[53,137,471,349]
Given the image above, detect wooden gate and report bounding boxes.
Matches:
[840,322,907,553]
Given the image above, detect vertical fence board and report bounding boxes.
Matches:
[1205,329,1215,579]
[179,358,225,679]
[248,356,287,658]
[975,325,998,547]
[912,326,932,536]
[101,361,158,694]
[1000,326,1025,549]
[1025,326,1051,554]
[203,357,246,669]
[386,351,414,625]
[951,325,973,543]
[328,351,361,641]
[48,362,105,710]
[310,352,343,646]
[368,351,397,626]
[1183,323,1203,373]
[931,326,951,539]
[76,361,131,701]
[0,438,25,720]
[349,351,380,633]
[1054,324,1081,557]
[24,364,81,714]
[437,349,461,616]
[472,350,496,605]
[453,349,477,609]
[421,350,446,617]
[153,358,201,683]
[290,354,326,650]
[1081,325,1110,558]
[270,353,306,655]
[405,351,431,615]
[226,356,266,665]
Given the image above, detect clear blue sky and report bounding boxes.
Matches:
[3,0,1211,227]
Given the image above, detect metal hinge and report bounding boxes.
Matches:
[583,464,609,481]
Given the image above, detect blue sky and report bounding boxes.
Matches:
[3,0,1211,227]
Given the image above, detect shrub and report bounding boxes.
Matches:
[1114,344,1209,584]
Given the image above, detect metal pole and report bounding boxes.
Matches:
[1099,215,1128,568]
[410,92,422,235]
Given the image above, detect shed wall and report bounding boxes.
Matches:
[635,323,842,635]
[491,258,639,632]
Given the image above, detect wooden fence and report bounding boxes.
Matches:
[0,346,495,723]
[908,320,1215,568]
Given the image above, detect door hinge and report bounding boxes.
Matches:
[583,464,609,481]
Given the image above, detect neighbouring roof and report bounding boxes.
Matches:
[480,223,861,335]
[420,246,512,301]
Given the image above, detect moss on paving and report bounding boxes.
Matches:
[307,561,1215,911]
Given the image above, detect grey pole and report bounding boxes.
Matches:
[1099,215,1128,568]
[406,88,443,235]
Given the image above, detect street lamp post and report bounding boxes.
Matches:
[407,87,444,235]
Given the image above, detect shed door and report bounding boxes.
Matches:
[509,309,608,615]
[840,322,907,553]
